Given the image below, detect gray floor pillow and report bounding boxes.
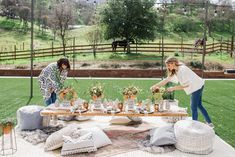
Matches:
[150,125,176,146]
[17,105,44,130]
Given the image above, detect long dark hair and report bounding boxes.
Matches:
[57,58,70,71]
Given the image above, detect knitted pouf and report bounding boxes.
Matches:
[174,120,215,155]
[17,105,44,130]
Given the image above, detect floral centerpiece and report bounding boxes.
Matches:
[152,87,165,112]
[59,87,78,106]
[122,85,141,111]
[152,86,174,100]
[89,82,104,100]
[152,87,165,101]
[89,82,104,110]
[122,85,140,100]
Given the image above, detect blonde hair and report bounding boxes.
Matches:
[165,57,182,76]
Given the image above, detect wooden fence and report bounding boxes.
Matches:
[0,39,234,61]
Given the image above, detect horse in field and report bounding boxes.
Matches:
[194,38,206,48]
[112,39,134,52]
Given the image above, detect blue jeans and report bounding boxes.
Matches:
[190,86,212,123]
[45,92,57,106]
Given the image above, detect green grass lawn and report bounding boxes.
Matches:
[0,78,235,148]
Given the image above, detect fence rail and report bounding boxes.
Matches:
[0,40,234,61]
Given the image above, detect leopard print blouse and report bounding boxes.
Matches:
[38,63,68,100]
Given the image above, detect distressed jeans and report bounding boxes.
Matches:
[190,86,212,123]
[45,92,57,106]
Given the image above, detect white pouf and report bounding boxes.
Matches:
[17,105,44,130]
[174,120,215,155]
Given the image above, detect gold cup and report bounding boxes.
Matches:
[154,103,159,112]
[117,102,124,112]
[83,102,89,110]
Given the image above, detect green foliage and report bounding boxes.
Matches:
[122,85,141,96]
[89,82,104,97]
[0,117,15,127]
[167,15,201,33]
[189,60,203,69]
[100,0,158,42]
[174,52,179,56]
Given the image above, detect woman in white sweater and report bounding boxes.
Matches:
[151,57,213,127]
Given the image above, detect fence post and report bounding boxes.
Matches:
[161,36,164,79]
[159,40,161,54]
[227,38,229,53]
[220,37,223,52]
[231,36,234,57]
[14,45,16,60]
[181,37,184,57]
[212,37,214,53]
[51,41,54,57]
[220,37,223,59]
[135,41,137,54]
[73,37,75,70]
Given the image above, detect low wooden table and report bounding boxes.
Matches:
[40,105,188,126]
[40,104,188,126]
[41,109,188,117]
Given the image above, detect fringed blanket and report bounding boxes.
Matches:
[19,125,63,145]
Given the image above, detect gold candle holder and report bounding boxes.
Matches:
[83,102,89,110]
[117,102,124,112]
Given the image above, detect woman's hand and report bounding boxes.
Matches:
[166,87,175,92]
[49,88,54,93]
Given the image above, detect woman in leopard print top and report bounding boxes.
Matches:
[38,58,70,105]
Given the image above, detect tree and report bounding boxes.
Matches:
[100,0,158,53]
[35,0,49,34]
[0,0,17,18]
[49,0,75,56]
[18,6,30,31]
[86,28,103,58]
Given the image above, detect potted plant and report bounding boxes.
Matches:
[59,87,78,106]
[89,82,104,110]
[89,82,104,100]
[122,85,140,100]
[0,118,15,134]
[122,85,141,111]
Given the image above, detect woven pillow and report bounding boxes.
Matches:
[174,120,215,155]
[150,125,176,146]
[44,124,80,151]
[78,127,112,148]
[61,132,97,156]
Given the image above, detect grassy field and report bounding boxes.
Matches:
[0,16,233,52]
[1,51,234,71]
[0,78,234,148]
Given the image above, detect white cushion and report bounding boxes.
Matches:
[150,125,176,146]
[78,127,112,148]
[174,120,215,155]
[44,124,80,151]
[61,132,97,156]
